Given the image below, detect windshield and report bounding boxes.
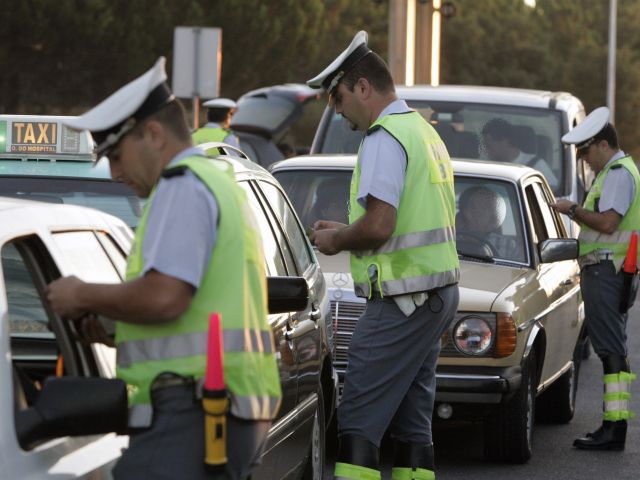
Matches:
[0,177,143,229]
[273,169,527,265]
[273,170,351,229]
[317,102,565,195]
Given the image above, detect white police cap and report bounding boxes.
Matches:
[202,98,236,110]
[561,106,610,147]
[64,57,175,157]
[307,31,372,95]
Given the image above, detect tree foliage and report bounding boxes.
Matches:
[1,0,639,156]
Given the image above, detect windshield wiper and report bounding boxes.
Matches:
[457,250,495,264]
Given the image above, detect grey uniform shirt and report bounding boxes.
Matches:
[358,99,427,316]
[598,150,635,216]
[142,146,218,289]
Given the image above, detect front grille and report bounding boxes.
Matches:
[331,300,366,372]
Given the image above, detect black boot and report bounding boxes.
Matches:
[391,441,435,479]
[335,434,380,479]
[573,420,627,450]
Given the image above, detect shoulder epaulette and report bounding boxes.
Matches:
[610,164,623,170]
[366,124,382,136]
[161,165,188,178]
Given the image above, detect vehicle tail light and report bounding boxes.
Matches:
[493,313,517,358]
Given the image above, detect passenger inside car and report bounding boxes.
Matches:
[456,186,520,260]
[311,179,349,225]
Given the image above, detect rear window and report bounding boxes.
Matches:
[317,102,565,196]
[0,177,143,229]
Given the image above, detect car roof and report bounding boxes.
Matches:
[395,84,582,111]
[270,153,538,183]
[0,196,129,234]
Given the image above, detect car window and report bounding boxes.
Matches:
[455,177,528,264]
[272,169,351,229]
[258,181,313,274]
[525,184,548,245]
[530,181,560,239]
[238,181,287,276]
[3,243,50,335]
[318,102,566,196]
[0,177,143,229]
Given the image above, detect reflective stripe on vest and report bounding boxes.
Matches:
[358,226,456,257]
[117,329,274,369]
[117,155,281,421]
[391,467,436,480]
[579,156,640,269]
[335,462,381,480]
[192,126,228,145]
[348,111,459,298]
[603,371,637,421]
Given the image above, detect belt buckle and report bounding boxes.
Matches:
[151,373,192,391]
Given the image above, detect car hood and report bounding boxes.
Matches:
[231,83,320,139]
[316,251,527,311]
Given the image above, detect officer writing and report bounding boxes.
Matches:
[308,31,460,479]
[46,58,281,479]
[551,106,638,450]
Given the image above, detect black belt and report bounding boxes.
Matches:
[371,282,457,299]
[150,373,195,391]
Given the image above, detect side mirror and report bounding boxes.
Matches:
[267,276,309,314]
[539,238,579,263]
[15,377,128,450]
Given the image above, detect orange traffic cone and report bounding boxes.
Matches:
[623,232,638,274]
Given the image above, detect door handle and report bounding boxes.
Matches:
[310,306,322,321]
[285,319,317,340]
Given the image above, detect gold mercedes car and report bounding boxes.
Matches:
[271,154,586,464]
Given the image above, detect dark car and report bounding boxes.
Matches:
[230,84,321,169]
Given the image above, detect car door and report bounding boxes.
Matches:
[2,233,126,479]
[237,180,299,479]
[523,179,581,384]
[255,180,327,475]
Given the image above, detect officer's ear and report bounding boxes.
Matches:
[142,119,168,150]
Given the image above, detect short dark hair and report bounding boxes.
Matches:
[592,123,619,149]
[341,52,395,94]
[482,118,513,142]
[207,108,230,123]
[138,100,190,142]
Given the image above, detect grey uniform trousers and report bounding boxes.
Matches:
[338,284,459,446]
[113,384,270,480]
[581,261,628,357]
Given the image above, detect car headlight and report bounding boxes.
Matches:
[453,315,493,355]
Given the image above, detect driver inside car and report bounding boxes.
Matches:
[456,186,517,260]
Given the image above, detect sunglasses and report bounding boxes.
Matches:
[576,138,596,158]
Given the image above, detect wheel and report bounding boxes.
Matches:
[484,351,537,463]
[302,388,326,480]
[536,342,581,423]
[456,231,496,257]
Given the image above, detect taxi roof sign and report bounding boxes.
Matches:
[0,115,95,162]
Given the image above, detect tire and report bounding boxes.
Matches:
[302,388,326,480]
[536,344,581,424]
[484,351,537,464]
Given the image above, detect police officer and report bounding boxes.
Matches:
[192,97,240,148]
[552,106,638,451]
[46,58,281,479]
[308,31,460,479]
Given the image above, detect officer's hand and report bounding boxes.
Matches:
[47,276,87,320]
[549,199,574,215]
[73,314,115,347]
[314,219,347,231]
[312,229,341,255]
